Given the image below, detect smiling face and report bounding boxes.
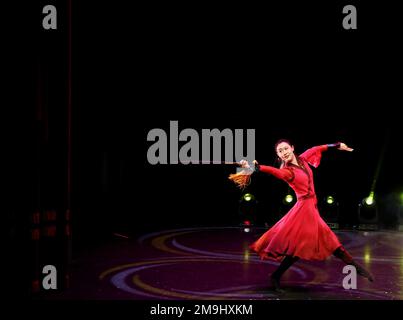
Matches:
[276,142,295,163]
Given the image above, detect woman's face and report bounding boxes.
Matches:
[276,142,294,163]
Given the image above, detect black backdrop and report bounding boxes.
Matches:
[21,1,403,253]
[71,2,402,243]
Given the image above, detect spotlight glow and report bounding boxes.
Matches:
[285,194,293,203]
[364,245,371,263]
[365,196,374,206]
[364,192,375,206]
[326,196,335,205]
[243,193,254,202]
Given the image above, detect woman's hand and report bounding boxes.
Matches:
[239,159,250,168]
[338,143,354,152]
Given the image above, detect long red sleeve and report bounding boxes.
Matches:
[299,145,328,168]
[258,165,294,182]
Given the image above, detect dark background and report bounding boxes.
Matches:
[32,1,402,241]
[8,1,403,299]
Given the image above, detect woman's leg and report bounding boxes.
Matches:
[271,255,299,292]
[333,246,374,282]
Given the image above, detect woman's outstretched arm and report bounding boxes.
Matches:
[248,160,294,182]
[300,142,354,167]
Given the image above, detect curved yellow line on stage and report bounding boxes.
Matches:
[99,258,253,280]
[151,231,196,255]
[132,275,229,300]
[100,259,185,280]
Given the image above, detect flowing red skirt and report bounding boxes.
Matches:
[249,198,342,261]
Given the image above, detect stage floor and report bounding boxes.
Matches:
[53,227,403,300]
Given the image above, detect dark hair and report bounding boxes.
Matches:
[274,139,293,152]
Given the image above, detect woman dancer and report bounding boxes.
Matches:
[235,140,374,292]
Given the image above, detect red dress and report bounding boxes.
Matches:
[249,145,342,261]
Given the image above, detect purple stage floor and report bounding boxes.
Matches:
[51,227,403,300]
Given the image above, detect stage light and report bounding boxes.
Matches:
[239,195,257,229]
[243,193,254,202]
[398,192,403,231]
[326,196,335,205]
[364,195,375,207]
[363,192,375,206]
[278,192,295,218]
[358,191,378,230]
[365,197,374,206]
[284,194,294,204]
[321,195,339,229]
